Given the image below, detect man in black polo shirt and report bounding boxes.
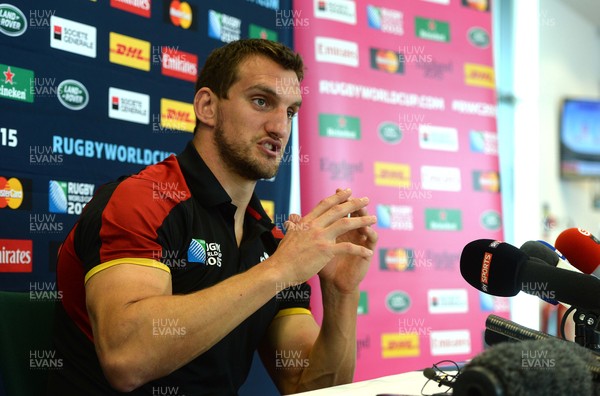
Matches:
[49,39,378,395]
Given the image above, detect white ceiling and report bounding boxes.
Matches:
[560,0,600,27]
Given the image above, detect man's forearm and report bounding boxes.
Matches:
[294,281,359,391]
[90,260,284,391]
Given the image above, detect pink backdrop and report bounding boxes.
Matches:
[293,0,507,380]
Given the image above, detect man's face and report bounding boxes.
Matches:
[213,55,302,181]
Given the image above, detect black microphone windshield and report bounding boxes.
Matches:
[460,239,527,297]
[423,366,455,389]
[519,240,559,267]
[423,367,438,380]
[460,239,600,311]
[453,337,600,396]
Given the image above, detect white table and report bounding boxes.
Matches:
[288,370,454,396]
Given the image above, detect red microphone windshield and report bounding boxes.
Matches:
[555,228,600,274]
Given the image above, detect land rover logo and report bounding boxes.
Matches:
[378,122,402,144]
[57,80,89,111]
[480,210,501,230]
[0,4,27,37]
[386,291,411,313]
[468,27,490,49]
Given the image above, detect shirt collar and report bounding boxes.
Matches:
[176,141,274,226]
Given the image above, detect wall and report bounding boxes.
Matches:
[506,0,600,332]
[539,0,600,240]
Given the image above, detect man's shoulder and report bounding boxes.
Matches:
[79,155,190,224]
[116,155,190,200]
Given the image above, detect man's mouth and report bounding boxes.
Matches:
[263,142,275,151]
[260,139,282,156]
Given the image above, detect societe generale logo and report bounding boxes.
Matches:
[108,87,150,125]
[109,32,151,71]
[50,15,97,58]
[314,0,357,25]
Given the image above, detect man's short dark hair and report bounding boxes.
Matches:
[194,39,305,132]
[196,38,304,98]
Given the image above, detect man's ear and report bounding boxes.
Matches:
[194,87,218,127]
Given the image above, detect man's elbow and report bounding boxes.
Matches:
[98,349,146,393]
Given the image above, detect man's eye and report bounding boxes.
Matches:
[287,111,297,119]
[253,98,267,107]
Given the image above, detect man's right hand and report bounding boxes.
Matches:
[269,188,376,286]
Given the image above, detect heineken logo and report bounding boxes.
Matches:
[0,63,34,103]
[415,17,450,42]
[249,23,278,41]
[319,113,361,140]
[0,4,27,37]
[57,80,89,110]
[468,27,490,48]
[357,291,368,315]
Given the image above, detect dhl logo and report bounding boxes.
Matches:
[381,333,420,358]
[260,200,275,222]
[374,162,411,187]
[109,32,151,71]
[160,98,195,132]
[114,45,146,59]
[164,109,194,122]
[464,63,495,89]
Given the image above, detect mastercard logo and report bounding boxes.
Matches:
[478,171,499,192]
[465,0,488,11]
[169,0,193,29]
[0,177,24,209]
[375,50,399,73]
[383,249,411,271]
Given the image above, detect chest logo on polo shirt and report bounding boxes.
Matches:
[260,252,269,262]
[187,238,222,267]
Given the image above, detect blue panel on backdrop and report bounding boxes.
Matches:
[0,0,293,289]
[0,0,292,394]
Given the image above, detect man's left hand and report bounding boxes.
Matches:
[317,193,378,294]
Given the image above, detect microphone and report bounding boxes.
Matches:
[423,367,456,388]
[518,241,567,305]
[460,239,600,311]
[520,241,560,266]
[519,240,586,308]
[555,227,600,277]
[534,240,568,261]
[453,337,600,396]
[519,240,577,273]
[485,314,552,344]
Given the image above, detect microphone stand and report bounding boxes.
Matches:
[573,309,600,352]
